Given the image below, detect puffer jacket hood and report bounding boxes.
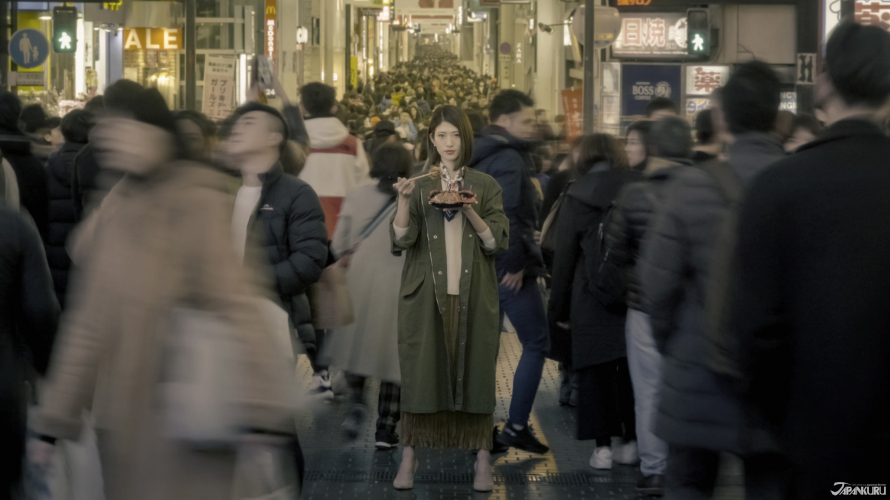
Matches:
[566,162,635,210]
[306,117,350,149]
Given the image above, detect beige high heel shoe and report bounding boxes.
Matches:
[393,458,419,490]
[473,460,494,492]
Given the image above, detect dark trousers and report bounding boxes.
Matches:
[308,329,327,373]
[577,358,636,446]
[0,373,25,500]
[498,278,550,427]
[346,374,401,434]
[665,444,790,500]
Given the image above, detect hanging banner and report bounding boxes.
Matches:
[560,88,583,144]
[123,28,182,50]
[621,64,681,126]
[265,0,277,71]
[855,0,890,31]
[202,56,236,120]
[350,56,358,89]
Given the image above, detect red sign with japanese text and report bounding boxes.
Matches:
[561,88,583,144]
[684,65,730,96]
[855,0,890,31]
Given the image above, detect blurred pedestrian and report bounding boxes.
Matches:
[390,105,508,492]
[721,22,890,498]
[299,82,371,239]
[0,92,48,240]
[324,143,412,449]
[45,109,93,309]
[0,208,59,500]
[470,90,550,455]
[29,88,296,500]
[625,120,652,172]
[71,78,143,221]
[645,97,679,121]
[548,134,642,470]
[783,112,823,153]
[604,116,697,496]
[639,61,786,499]
[173,109,216,162]
[692,109,722,162]
[19,103,55,163]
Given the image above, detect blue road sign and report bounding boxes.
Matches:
[10,29,49,69]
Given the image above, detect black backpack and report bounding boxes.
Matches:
[580,202,628,314]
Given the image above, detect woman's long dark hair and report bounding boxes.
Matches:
[574,133,629,177]
[427,105,474,168]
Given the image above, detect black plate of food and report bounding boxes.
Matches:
[429,189,477,209]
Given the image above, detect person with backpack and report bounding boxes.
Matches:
[601,116,696,496]
[321,143,410,450]
[638,61,787,499]
[548,134,642,470]
[720,22,890,497]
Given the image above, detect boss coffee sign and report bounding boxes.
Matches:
[621,64,681,125]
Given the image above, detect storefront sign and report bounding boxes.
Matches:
[616,0,653,5]
[612,12,688,58]
[265,0,277,70]
[123,28,182,50]
[780,91,797,113]
[202,56,236,120]
[560,88,583,143]
[685,98,710,122]
[855,0,890,31]
[685,65,729,96]
[621,64,681,123]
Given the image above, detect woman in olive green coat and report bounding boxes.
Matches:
[390,106,509,492]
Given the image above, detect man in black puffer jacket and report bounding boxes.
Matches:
[604,117,694,496]
[639,62,787,499]
[469,90,550,455]
[227,102,328,390]
[44,110,92,309]
[0,208,59,499]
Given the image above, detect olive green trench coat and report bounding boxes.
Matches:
[390,168,509,415]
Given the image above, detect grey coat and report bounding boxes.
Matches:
[639,133,784,453]
[322,185,402,383]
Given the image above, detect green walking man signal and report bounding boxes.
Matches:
[53,6,78,53]
[687,8,710,57]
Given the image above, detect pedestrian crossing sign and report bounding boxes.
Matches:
[9,29,49,69]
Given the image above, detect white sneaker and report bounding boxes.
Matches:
[309,370,334,401]
[589,446,613,470]
[613,439,639,465]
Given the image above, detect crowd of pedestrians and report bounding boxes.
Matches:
[1,22,889,500]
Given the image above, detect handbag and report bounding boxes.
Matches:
[309,199,395,329]
[161,308,242,447]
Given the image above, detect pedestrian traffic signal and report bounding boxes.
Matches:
[52,6,78,53]
[687,9,710,58]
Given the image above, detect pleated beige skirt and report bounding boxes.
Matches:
[401,295,493,450]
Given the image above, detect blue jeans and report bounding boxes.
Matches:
[626,309,669,476]
[499,278,550,427]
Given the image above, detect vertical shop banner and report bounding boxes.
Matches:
[265,0,277,71]
[621,64,681,126]
[202,56,236,120]
[350,56,358,89]
[561,88,583,143]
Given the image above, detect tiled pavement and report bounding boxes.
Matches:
[295,332,745,500]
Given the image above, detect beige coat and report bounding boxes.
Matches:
[30,161,295,500]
